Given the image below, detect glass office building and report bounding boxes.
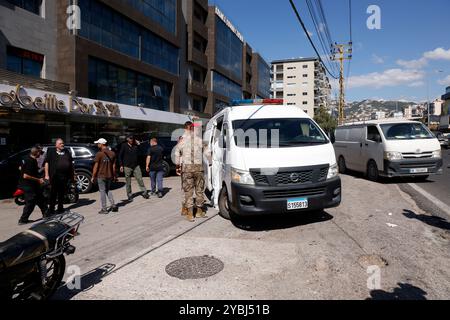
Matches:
[212,71,242,100]
[258,59,271,98]
[124,0,177,34]
[88,57,171,111]
[78,0,179,75]
[215,18,243,80]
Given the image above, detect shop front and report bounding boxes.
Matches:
[0,84,190,159]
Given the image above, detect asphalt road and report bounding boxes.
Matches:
[408,147,450,207]
[1,174,449,300]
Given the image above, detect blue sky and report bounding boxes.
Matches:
[209,0,450,102]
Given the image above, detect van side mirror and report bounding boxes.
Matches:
[330,131,336,144]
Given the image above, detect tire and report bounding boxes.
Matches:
[75,170,92,194]
[66,191,79,204]
[367,160,379,182]
[37,255,66,300]
[162,161,171,177]
[15,195,25,206]
[338,156,347,174]
[218,186,233,220]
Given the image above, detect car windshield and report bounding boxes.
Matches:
[380,123,435,140]
[232,118,328,148]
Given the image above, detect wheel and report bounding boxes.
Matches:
[338,156,347,174]
[66,191,79,204]
[37,255,66,300]
[162,161,171,177]
[15,195,25,206]
[76,171,92,194]
[367,160,379,182]
[218,186,234,220]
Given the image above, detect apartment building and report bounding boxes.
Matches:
[270,57,331,116]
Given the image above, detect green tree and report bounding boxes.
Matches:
[314,106,338,135]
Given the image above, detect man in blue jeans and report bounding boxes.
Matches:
[92,138,118,214]
[146,137,165,198]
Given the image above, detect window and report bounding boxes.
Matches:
[193,33,206,53]
[287,93,296,97]
[123,0,176,34]
[232,118,328,148]
[193,99,204,112]
[380,123,434,140]
[303,92,308,96]
[287,67,296,70]
[193,69,202,82]
[287,103,296,105]
[72,147,93,158]
[302,101,308,105]
[215,17,243,80]
[258,59,271,98]
[303,65,308,68]
[287,76,296,79]
[304,110,308,113]
[6,0,41,15]
[367,126,381,142]
[6,46,43,78]
[88,57,171,111]
[303,74,308,77]
[276,92,283,99]
[212,71,242,100]
[78,0,179,75]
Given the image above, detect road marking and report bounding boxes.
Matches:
[408,183,450,217]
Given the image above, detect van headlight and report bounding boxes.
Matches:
[327,163,338,179]
[231,168,255,185]
[432,150,441,158]
[384,151,402,161]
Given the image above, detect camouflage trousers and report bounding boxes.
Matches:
[182,171,205,209]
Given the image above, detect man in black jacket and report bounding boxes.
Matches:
[18,147,48,225]
[119,135,149,201]
[44,138,75,215]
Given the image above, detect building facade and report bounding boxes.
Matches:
[0,0,270,157]
[270,58,331,116]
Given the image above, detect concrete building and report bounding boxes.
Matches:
[270,57,331,116]
[0,0,270,156]
[429,98,443,116]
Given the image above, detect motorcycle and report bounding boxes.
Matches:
[13,181,80,207]
[0,212,84,300]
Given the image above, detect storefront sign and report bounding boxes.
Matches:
[0,85,121,118]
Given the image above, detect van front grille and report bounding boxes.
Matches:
[251,165,329,186]
[263,187,326,199]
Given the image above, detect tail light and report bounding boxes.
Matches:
[13,189,24,197]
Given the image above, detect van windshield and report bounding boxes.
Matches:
[232,118,328,148]
[380,123,434,140]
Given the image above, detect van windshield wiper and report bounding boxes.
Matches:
[279,141,326,146]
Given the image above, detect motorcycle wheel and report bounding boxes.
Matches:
[15,196,26,206]
[35,255,66,300]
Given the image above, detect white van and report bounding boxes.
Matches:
[204,99,341,220]
[333,119,443,181]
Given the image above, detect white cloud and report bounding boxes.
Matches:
[424,48,450,61]
[371,54,384,64]
[396,47,450,70]
[438,75,450,86]
[396,57,428,69]
[348,69,424,89]
[408,81,425,87]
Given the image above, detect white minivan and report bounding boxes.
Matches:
[333,119,443,181]
[203,99,341,220]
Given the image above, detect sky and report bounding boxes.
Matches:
[209,0,450,102]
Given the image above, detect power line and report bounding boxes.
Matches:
[288,0,339,79]
[349,0,353,42]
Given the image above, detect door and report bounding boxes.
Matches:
[361,125,384,171]
[210,116,224,206]
[346,126,365,172]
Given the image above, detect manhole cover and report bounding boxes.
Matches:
[165,255,224,280]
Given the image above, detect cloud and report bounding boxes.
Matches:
[396,57,428,69]
[348,69,424,89]
[371,54,384,64]
[424,48,450,61]
[396,47,450,69]
[438,75,450,86]
[408,81,425,87]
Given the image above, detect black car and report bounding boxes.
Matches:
[112,136,177,177]
[0,144,98,195]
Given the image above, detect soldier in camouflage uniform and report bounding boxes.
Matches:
[175,121,209,222]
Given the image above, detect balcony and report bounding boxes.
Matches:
[187,79,208,98]
[0,69,70,94]
[192,17,208,36]
[189,47,208,69]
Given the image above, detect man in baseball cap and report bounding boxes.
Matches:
[92,138,118,214]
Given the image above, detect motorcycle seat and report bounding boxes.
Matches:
[0,221,69,270]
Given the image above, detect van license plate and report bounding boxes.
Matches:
[287,198,308,210]
[410,168,428,173]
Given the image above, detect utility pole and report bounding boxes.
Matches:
[331,43,352,125]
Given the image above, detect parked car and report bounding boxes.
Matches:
[434,132,449,149]
[334,120,443,181]
[0,144,98,195]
